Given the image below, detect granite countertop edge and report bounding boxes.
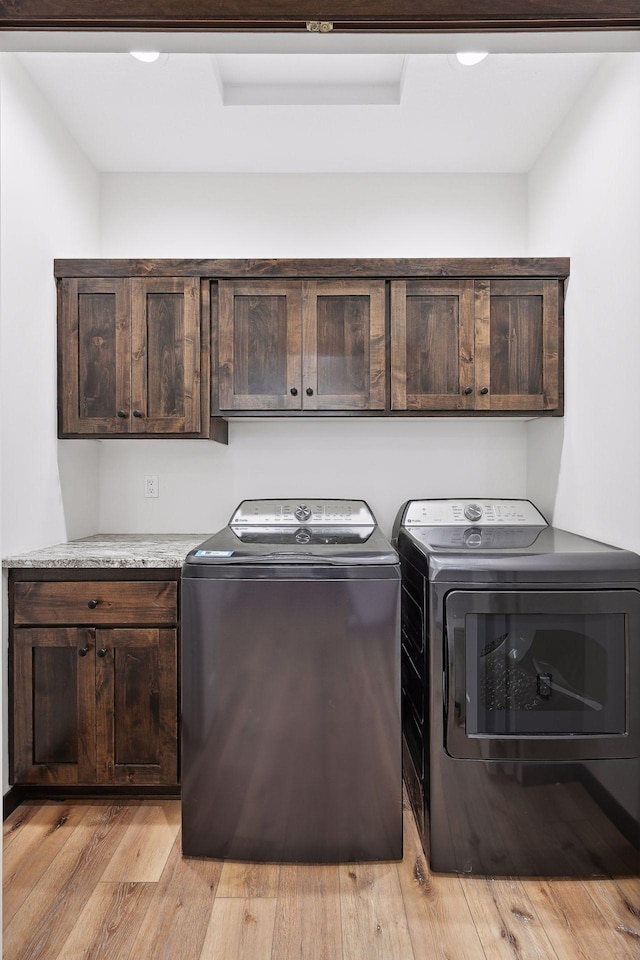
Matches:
[2,534,208,570]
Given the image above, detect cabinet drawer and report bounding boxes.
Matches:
[13,581,177,626]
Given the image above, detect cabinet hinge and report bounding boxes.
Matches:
[306,20,334,32]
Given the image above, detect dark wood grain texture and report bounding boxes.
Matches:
[96,628,178,785]
[56,257,571,279]
[475,279,560,411]
[10,571,180,788]
[59,260,566,424]
[302,279,386,410]
[58,276,207,439]
[2,1,638,30]
[12,628,96,784]
[218,280,302,410]
[391,279,475,410]
[131,277,202,434]
[392,277,562,414]
[59,278,131,436]
[14,580,178,626]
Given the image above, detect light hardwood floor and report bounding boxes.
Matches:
[3,794,640,960]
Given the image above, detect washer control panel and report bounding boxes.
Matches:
[403,499,547,527]
[230,499,376,526]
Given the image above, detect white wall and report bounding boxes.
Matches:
[526,53,640,817]
[101,172,526,259]
[98,421,527,538]
[0,53,101,792]
[0,53,101,557]
[98,171,529,535]
[526,54,640,554]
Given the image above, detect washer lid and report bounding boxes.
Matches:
[184,498,398,566]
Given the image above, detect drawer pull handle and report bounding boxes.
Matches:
[463,386,472,395]
[78,646,89,657]
[87,598,99,609]
[480,386,489,395]
[133,410,143,418]
[97,648,108,658]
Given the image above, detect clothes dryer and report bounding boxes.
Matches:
[393,498,640,876]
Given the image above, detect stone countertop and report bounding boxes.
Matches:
[2,534,208,569]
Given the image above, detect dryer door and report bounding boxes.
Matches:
[444,589,640,761]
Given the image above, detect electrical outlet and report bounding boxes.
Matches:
[144,475,159,498]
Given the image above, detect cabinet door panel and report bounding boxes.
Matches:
[391,280,474,410]
[131,277,201,433]
[96,628,178,785]
[218,280,302,410]
[303,280,386,410]
[33,645,78,764]
[12,628,96,784]
[59,278,131,434]
[475,279,559,411]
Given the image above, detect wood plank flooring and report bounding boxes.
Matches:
[3,794,640,960]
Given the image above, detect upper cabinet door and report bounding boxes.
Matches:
[130,277,201,433]
[390,280,475,410]
[59,278,131,434]
[218,280,302,410]
[474,280,560,412]
[302,280,386,410]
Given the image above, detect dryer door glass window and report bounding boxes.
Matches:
[444,590,638,761]
[465,611,625,736]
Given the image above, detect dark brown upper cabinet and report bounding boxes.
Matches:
[217,279,386,412]
[55,258,567,428]
[58,276,207,437]
[391,277,562,414]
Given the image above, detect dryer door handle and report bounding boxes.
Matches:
[442,629,450,719]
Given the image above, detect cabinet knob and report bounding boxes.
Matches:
[290,387,298,396]
[306,387,314,397]
[78,646,89,657]
[133,410,143,418]
[463,387,473,395]
[87,598,99,609]
[117,410,128,419]
[480,387,489,395]
[97,648,108,658]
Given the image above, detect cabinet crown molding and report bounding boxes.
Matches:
[55,257,570,280]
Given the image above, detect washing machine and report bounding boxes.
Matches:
[392,498,640,877]
[182,499,401,862]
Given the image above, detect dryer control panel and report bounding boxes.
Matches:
[403,499,547,527]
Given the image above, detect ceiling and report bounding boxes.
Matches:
[16,50,606,173]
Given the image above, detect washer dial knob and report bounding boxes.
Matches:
[464,503,483,522]
[464,529,483,548]
[295,504,312,522]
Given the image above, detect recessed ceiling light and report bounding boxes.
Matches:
[130,50,160,63]
[455,51,489,67]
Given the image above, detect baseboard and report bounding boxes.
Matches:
[4,785,28,820]
[4,783,181,819]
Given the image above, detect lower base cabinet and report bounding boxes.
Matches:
[10,572,179,787]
